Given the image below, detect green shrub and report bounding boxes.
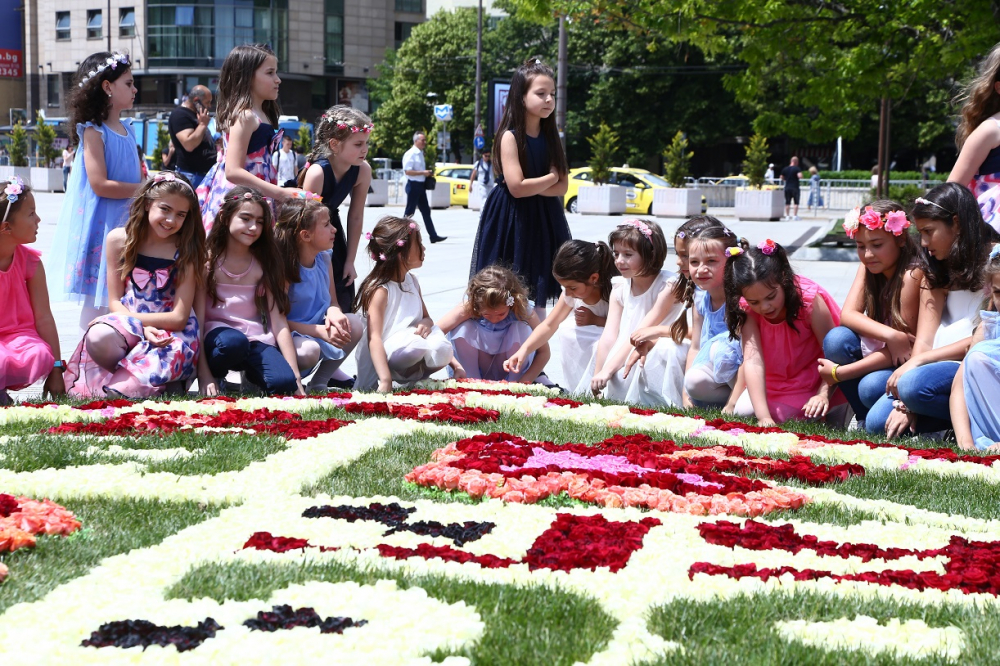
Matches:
[34,112,59,167]
[151,122,170,170]
[662,131,693,188]
[587,123,619,185]
[296,123,311,155]
[743,133,770,189]
[8,122,28,167]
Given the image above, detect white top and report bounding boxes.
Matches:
[381,272,425,337]
[933,288,982,349]
[272,148,297,184]
[611,269,680,348]
[564,292,610,318]
[403,145,426,182]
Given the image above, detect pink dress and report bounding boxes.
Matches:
[743,276,842,416]
[0,246,54,389]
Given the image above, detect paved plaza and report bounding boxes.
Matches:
[20,191,859,396]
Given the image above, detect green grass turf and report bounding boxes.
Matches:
[167,560,618,666]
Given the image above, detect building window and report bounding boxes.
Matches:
[394,21,417,48]
[47,76,61,107]
[395,0,422,12]
[87,10,102,40]
[56,12,71,40]
[119,8,135,37]
[325,0,343,72]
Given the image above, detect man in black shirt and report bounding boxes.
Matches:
[168,85,217,188]
[780,156,802,220]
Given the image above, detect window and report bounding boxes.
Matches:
[47,76,61,106]
[119,8,135,37]
[55,12,70,40]
[87,10,102,39]
[394,21,417,48]
[175,7,194,26]
[395,0,422,12]
[325,0,343,71]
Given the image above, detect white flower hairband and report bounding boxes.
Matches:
[2,175,24,224]
[78,53,129,88]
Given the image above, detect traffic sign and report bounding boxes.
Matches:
[433,104,453,122]
[474,123,484,138]
[474,135,485,150]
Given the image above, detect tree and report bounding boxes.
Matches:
[151,122,170,170]
[295,123,311,155]
[743,134,770,190]
[423,127,438,166]
[8,122,27,167]
[587,122,618,184]
[35,113,59,168]
[662,131,693,188]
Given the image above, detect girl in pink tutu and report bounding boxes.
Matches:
[0,177,65,404]
[64,173,206,398]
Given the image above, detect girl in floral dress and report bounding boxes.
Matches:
[64,174,206,398]
[197,44,305,231]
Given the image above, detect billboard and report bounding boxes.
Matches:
[337,80,369,113]
[488,80,510,139]
[0,0,22,78]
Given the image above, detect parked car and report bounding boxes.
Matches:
[564,167,707,214]
[434,163,474,207]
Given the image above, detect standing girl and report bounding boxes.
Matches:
[873,183,1000,437]
[591,220,685,406]
[64,173,205,398]
[725,240,842,426]
[299,105,374,313]
[198,44,304,231]
[274,197,363,391]
[48,51,142,330]
[469,57,570,315]
[197,186,303,396]
[504,239,615,393]
[0,178,64,404]
[438,266,549,383]
[951,246,1000,450]
[354,216,453,392]
[819,201,922,430]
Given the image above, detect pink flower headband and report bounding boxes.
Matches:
[152,171,195,195]
[78,53,129,87]
[366,221,417,260]
[842,206,910,239]
[619,220,653,239]
[2,175,24,224]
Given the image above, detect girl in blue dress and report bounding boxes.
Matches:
[48,51,142,330]
[437,265,550,383]
[197,44,305,231]
[275,197,363,391]
[469,57,570,317]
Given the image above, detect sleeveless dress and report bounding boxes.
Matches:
[315,158,359,312]
[197,121,282,231]
[968,119,1000,233]
[447,308,534,381]
[557,292,608,394]
[65,254,199,398]
[964,311,1000,449]
[287,253,347,365]
[604,269,688,406]
[1,246,54,390]
[469,131,571,305]
[354,273,453,391]
[691,288,743,385]
[48,120,141,307]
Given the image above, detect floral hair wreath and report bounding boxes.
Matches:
[366,221,417,261]
[1,175,24,224]
[324,114,375,134]
[619,219,653,239]
[78,53,129,88]
[842,206,910,239]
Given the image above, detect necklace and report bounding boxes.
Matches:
[219,255,254,279]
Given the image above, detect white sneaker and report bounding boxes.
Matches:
[793,215,801,220]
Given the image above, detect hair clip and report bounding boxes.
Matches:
[990,244,1000,260]
[676,231,686,239]
[364,232,372,240]
[396,239,405,246]
[723,228,734,237]
[506,294,515,307]
[914,196,951,214]
[379,253,387,261]
[757,239,777,255]
[535,59,542,65]
[726,247,745,257]
[408,222,417,230]
[620,219,653,239]
[1,175,24,224]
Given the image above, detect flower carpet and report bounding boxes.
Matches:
[2,380,1000,664]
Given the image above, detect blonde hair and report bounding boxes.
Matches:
[464,266,531,321]
[956,42,1000,149]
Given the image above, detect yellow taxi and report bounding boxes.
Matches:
[564,167,706,214]
[434,163,474,207]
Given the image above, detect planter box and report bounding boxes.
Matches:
[735,188,784,221]
[365,179,388,207]
[428,182,451,209]
[29,167,65,192]
[578,184,627,215]
[653,187,703,217]
[0,166,30,183]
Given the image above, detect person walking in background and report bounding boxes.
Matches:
[780,156,802,220]
[61,145,75,192]
[764,163,774,184]
[469,149,495,203]
[807,166,824,211]
[402,132,445,243]
[272,135,298,187]
[168,84,217,188]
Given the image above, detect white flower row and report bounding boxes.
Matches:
[774,616,965,661]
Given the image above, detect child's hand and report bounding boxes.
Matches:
[450,359,467,379]
[503,349,528,374]
[817,358,838,385]
[144,326,173,347]
[629,327,661,348]
[199,374,219,397]
[575,307,599,327]
[44,372,66,397]
[885,407,916,439]
[682,394,694,409]
[294,377,306,397]
[590,371,611,395]
[280,187,308,200]
[757,416,777,428]
[957,433,977,451]
[802,393,829,420]
[377,378,393,393]
[885,358,918,398]
[886,330,916,366]
[622,348,645,379]
[414,319,433,338]
[323,310,352,347]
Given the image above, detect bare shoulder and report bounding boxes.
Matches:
[106,227,127,247]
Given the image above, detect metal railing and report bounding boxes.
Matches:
[691,178,937,209]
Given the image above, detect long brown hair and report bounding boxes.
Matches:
[956,41,1000,150]
[274,198,326,284]
[464,266,531,321]
[672,220,740,344]
[205,186,289,319]
[855,200,919,332]
[119,174,205,288]
[552,239,617,303]
[354,216,423,314]
[493,57,568,182]
[215,44,281,133]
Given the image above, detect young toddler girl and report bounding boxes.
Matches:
[275,197,363,391]
[0,178,64,404]
[65,173,205,398]
[354,216,453,392]
[438,266,549,383]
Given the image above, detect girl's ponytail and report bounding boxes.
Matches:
[552,239,619,303]
[723,238,752,339]
[594,241,616,302]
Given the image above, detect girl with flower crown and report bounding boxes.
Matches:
[353,216,453,392]
[724,239,843,426]
[817,201,923,430]
[436,265,549,383]
[48,51,142,332]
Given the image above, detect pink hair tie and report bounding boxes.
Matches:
[408,222,417,230]
[365,232,372,240]
[396,239,405,246]
[757,239,777,255]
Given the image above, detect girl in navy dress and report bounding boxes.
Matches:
[470,57,570,318]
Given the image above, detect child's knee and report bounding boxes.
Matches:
[822,326,859,364]
[295,338,321,371]
[85,323,127,368]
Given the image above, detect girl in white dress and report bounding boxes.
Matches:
[353,216,453,392]
[504,239,615,393]
[591,220,687,406]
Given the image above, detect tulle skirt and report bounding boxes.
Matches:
[558,323,602,395]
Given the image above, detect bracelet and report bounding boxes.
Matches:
[53,360,67,373]
[892,399,910,415]
[830,364,839,384]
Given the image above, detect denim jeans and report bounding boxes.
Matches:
[864,361,957,434]
[403,180,439,239]
[822,326,892,430]
[204,327,298,394]
[175,170,206,190]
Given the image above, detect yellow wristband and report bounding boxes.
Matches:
[831,364,839,384]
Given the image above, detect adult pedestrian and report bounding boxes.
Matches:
[61,145,75,191]
[402,132,446,243]
[764,162,774,184]
[469,149,495,203]
[167,85,216,188]
[780,156,802,220]
[272,135,298,187]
